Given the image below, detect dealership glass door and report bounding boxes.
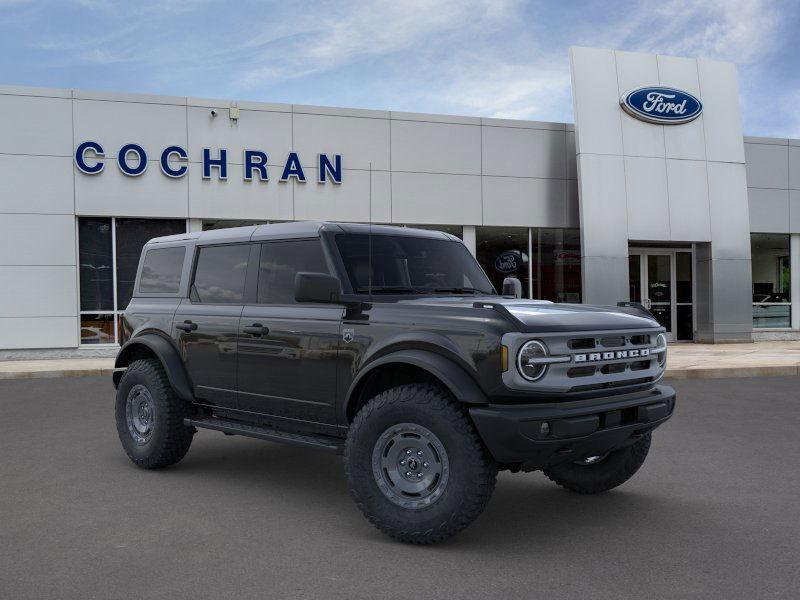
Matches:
[629,249,694,342]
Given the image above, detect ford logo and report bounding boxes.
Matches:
[494,251,521,274]
[620,86,702,125]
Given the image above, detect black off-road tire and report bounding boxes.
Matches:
[543,433,652,494]
[115,358,194,469]
[345,383,497,544]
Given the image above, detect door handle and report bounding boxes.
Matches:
[176,320,198,332]
[243,323,269,336]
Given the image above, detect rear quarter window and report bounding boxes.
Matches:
[138,246,186,294]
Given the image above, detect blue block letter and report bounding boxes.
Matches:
[318,154,342,184]
[280,152,306,182]
[203,148,227,180]
[75,141,105,174]
[244,150,269,181]
[118,143,148,177]
[160,146,188,178]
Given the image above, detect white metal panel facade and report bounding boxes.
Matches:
[570,46,752,342]
[0,84,577,352]
[1,44,799,352]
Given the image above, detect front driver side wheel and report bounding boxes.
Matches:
[345,384,497,544]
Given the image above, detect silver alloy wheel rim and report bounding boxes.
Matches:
[126,384,155,444]
[371,423,450,510]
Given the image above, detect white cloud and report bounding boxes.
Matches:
[622,0,782,64]
[233,0,793,126]
[5,0,796,134]
[237,0,522,88]
[428,0,793,124]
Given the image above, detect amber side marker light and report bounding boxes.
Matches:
[501,345,509,372]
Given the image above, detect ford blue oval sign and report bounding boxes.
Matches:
[494,251,521,274]
[620,87,702,125]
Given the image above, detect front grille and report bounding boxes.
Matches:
[599,336,626,348]
[533,329,664,393]
[600,363,626,375]
[568,333,652,349]
[567,366,596,378]
[569,376,655,393]
[568,337,595,350]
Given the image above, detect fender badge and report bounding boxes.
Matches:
[342,328,355,343]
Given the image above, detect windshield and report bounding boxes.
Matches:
[335,233,496,295]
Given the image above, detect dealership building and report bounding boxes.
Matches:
[1,46,799,358]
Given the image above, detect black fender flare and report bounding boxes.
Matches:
[113,334,194,401]
[343,349,488,422]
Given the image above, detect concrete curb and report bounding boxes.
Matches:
[0,368,120,381]
[665,365,800,380]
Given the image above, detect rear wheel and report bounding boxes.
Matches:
[115,358,194,469]
[543,434,652,494]
[345,384,497,544]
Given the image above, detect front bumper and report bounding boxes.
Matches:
[469,384,676,470]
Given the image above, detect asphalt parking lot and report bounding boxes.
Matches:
[2,376,799,599]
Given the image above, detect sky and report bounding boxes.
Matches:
[1,0,799,137]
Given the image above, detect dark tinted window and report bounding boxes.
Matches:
[476,226,529,299]
[335,233,494,294]
[192,244,250,304]
[116,219,186,308]
[139,247,185,294]
[79,217,114,311]
[533,228,581,303]
[258,240,328,304]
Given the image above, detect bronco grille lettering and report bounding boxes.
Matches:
[573,348,650,363]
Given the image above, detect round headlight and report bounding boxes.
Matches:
[517,340,549,381]
[655,333,667,367]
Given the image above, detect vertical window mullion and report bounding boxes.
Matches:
[527,228,533,299]
[791,234,800,329]
[111,217,119,344]
[536,228,542,299]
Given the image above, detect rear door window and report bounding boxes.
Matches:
[138,246,185,294]
[192,244,250,304]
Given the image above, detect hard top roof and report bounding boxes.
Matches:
[146,222,460,246]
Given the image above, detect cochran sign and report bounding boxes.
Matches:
[74,141,343,184]
[620,86,702,125]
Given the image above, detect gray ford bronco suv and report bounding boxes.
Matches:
[113,222,675,544]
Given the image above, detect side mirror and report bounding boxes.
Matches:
[295,272,342,303]
[502,277,522,298]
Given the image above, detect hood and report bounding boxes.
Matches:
[399,296,660,333]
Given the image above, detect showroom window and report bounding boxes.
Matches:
[476,227,581,301]
[533,228,582,302]
[477,227,530,296]
[79,217,186,345]
[751,233,791,328]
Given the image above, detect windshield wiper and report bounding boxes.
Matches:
[355,286,420,294]
[432,287,484,295]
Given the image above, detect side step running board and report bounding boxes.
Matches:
[184,417,345,455]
